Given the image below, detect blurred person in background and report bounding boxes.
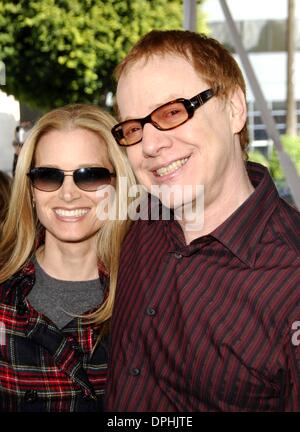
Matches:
[0,170,12,234]
[0,104,135,412]
[12,121,33,176]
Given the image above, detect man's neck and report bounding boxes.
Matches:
[178,163,254,245]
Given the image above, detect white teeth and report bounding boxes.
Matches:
[54,209,88,218]
[156,157,189,177]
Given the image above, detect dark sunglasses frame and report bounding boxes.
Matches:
[111,88,215,146]
[27,167,116,192]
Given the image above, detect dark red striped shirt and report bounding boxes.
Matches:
[106,162,300,412]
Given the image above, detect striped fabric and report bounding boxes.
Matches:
[0,261,108,412]
[105,162,300,412]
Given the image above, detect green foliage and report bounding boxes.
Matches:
[247,150,269,168]
[269,135,300,180]
[0,0,206,110]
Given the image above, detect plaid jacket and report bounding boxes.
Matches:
[0,260,108,412]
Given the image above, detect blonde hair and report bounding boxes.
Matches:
[0,104,136,329]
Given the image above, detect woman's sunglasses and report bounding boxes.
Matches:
[27,167,116,192]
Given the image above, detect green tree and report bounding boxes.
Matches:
[247,150,269,168]
[0,0,206,110]
[269,135,300,181]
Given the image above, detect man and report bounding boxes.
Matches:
[105,30,300,411]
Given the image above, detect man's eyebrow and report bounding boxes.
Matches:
[119,93,184,122]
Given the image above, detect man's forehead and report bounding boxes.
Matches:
[116,55,205,119]
[118,53,192,79]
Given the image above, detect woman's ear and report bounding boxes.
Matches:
[229,86,247,134]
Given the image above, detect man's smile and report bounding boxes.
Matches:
[154,156,190,177]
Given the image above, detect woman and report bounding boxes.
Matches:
[0,104,135,412]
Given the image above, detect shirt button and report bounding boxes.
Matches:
[146,307,156,316]
[130,368,141,376]
[24,389,38,403]
[174,252,183,260]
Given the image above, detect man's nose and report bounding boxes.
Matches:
[141,123,172,157]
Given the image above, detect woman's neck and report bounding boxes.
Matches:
[36,234,99,281]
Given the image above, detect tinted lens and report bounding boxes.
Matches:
[152,101,188,129]
[74,167,113,191]
[29,167,63,191]
[114,121,143,146]
[112,100,189,146]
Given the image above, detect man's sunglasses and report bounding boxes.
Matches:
[111,88,215,146]
[27,167,116,192]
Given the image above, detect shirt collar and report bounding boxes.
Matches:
[211,161,280,268]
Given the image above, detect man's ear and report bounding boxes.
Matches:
[229,86,247,134]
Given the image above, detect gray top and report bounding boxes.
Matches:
[27,257,104,329]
